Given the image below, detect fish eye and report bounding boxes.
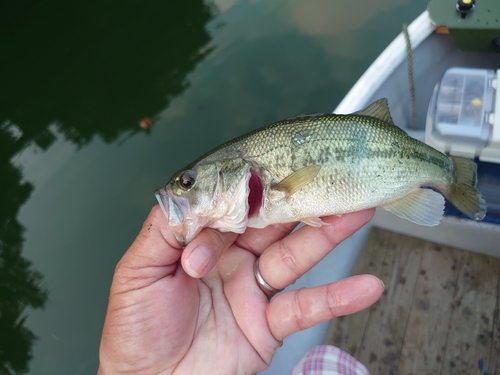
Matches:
[178,170,195,190]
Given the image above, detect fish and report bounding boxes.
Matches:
[155,98,487,245]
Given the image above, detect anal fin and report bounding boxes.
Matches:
[382,188,444,226]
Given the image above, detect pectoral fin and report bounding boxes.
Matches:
[272,165,321,197]
[382,188,444,226]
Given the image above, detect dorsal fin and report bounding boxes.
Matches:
[355,98,394,125]
[284,112,326,122]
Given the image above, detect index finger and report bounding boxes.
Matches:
[180,222,298,278]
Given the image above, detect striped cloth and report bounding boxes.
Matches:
[291,345,370,375]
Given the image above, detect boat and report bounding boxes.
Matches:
[335,2,500,259]
[261,1,500,373]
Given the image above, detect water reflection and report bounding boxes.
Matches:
[0,164,48,374]
[283,0,412,77]
[0,0,216,372]
[0,0,216,149]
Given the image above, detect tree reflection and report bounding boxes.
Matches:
[0,168,47,373]
[0,0,216,372]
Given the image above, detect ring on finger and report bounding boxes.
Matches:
[254,258,284,295]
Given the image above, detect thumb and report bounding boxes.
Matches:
[112,205,184,294]
[181,228,238,278]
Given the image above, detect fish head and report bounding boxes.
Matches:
[155,158,253,245]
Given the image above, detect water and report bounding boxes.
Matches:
[0,0,426,373]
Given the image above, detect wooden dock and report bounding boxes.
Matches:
[323,228,500,375]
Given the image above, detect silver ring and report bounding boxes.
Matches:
[254,258,284,295]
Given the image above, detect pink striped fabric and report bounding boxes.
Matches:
[291,345,370,375]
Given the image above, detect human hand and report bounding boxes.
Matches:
[97,206,383,375]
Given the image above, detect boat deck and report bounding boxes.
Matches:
[324,228,500,375]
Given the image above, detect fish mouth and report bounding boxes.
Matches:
[155,188,170,220]
[155,187,184,225]
[155,187,190,245]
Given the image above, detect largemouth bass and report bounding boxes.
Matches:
[156,99,486,245]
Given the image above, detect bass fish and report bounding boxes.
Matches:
[156,99,486,245]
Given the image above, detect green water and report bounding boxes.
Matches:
[0,0,426,373]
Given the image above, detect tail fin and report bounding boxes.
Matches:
[445,157,487,220]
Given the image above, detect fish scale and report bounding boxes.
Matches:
[156,98,486,244]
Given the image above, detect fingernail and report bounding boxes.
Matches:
[185,245,212,278]
[379,278,386,291]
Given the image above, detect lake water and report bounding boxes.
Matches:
[0,0,426,373]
